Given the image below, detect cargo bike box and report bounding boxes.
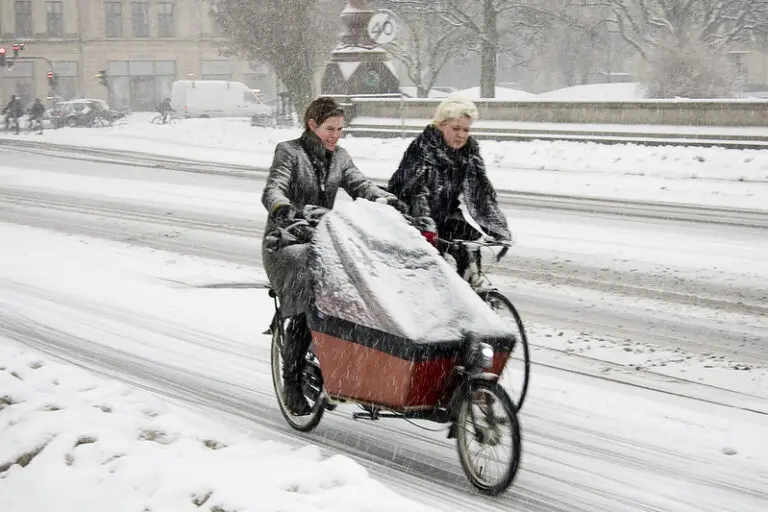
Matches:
[270,200,524,495]
[307,200,518,412]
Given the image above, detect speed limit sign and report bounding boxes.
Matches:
[368,12,397,45]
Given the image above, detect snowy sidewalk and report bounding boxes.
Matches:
[0,343,436,512]
[1,113,766,211]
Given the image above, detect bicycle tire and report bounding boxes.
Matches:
[455,379,522,495]
[270,312,325,432]
[478,289,531,410]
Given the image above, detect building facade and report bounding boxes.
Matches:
[0,0,274,109]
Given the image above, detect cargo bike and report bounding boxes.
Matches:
[267,201,526,495]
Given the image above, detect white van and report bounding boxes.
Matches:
[170,80,272,121]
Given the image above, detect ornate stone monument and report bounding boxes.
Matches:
[321,0,400,96]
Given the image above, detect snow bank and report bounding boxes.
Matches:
[0,342,437,512]
[311,200,514,341]
[451,86,537,100]
[537,82,646,100]
[1,113,765,211]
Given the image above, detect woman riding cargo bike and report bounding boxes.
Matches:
[261,96,403,416]
[388,97,531,409]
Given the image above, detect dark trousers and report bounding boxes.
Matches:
[283,314,311,380]
[436,218,482,277]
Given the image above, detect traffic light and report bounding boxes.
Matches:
[47,71,58,88]
[0,48,5,68]
[12,44,19,58]
[95,69,108,86]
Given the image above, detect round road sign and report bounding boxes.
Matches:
[368,12,397,45]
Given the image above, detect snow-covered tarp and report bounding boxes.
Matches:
[310,200,516,343]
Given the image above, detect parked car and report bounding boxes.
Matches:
[50,99,126,128]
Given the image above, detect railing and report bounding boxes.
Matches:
[334,96,768,148]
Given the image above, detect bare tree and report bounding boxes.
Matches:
[382,0,551,98]
[543,2,621,86]
[212,0,342,113]
[437,0,551,98]
[602,0,768,58]
[590,0,768,96]
[375,1,471,97]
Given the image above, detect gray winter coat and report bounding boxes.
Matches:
[262,133,390,316]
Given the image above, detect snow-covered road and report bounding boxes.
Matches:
[1,148,767,511]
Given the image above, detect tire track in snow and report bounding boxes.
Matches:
[2,187,766,318]
[0,189,766,406]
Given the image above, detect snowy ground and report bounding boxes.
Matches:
[1,113,766,210]
[0,344,433,512]
[0,151,766,511]
[0,221,766,511]
[0,218,766,511]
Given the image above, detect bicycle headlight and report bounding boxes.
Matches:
[467,338,495,371]
[478,342,494,370]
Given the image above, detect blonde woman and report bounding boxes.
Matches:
[388,97,511,281]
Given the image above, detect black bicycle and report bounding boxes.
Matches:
[438,237,531,411]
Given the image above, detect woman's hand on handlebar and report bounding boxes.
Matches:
[375,194,410,215]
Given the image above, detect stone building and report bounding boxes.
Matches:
[0,0,272,109]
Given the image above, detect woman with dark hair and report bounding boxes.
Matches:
[262,96,400,415]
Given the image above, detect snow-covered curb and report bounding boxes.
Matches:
[0,342,436,512]
[1,113,766,211]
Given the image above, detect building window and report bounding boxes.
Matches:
[211,13,225,37]
[46,2,64,37]
[1,61,35,105]
[131,2,149,37]
[105,2,122,38]
[51,61,79,100]
[107,60,176,111]
[158,3,174,37]
[201,60,232,81]
[15,1,33,37]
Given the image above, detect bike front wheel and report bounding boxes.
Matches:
[479,290,531,410]
[455,379,522,495]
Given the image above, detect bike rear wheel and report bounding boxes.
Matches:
[270,312,325,432]
[479,290,531,410]
[455,379,522,495]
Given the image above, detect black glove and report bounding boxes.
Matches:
[290,222,315,243]
[391,198,410,215]
[272,203,299,228]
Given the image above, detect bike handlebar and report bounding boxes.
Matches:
[437,237,514,262]
[437,238,514,248]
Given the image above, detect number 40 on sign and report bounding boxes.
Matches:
[367,12,397,45]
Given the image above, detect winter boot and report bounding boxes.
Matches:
[281,315,312,416]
